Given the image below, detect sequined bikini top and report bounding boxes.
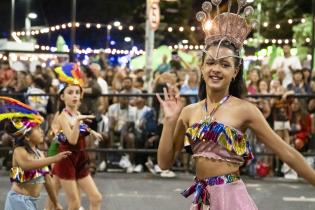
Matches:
[10,149,50,184]
[184,96,254,165]
[54,123,90,144]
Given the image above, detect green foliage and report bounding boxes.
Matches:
[292,14,312,61]
[252,0,311,39]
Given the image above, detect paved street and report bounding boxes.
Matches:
[0,171,314,210]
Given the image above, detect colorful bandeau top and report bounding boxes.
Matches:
[54,123,90,144]
[184,96,254,165]
[10,166,49,184]
[10,149,49,184]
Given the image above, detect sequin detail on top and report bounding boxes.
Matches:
[53,123,91,144]
[184,120,254,162]
[10,166,49,184]
[184,95,254,163]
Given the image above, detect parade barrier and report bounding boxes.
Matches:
[1,93,314,175]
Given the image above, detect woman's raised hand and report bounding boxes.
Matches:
[156,87,183,121]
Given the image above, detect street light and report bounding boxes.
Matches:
[106,25,112,49]
[25,12,37,41]
[113,21,121,27]
[28,12,37,19]
[124,36,134,49]
[124,37,132,42]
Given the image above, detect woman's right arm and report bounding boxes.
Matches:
[156,88,187,170]
[58,112,94,145]
[14,147,71,171]
[158,110,188,170]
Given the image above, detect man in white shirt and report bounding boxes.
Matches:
[272,45,302,88]
[90,63,109,113]
[121,76,141,106]
[108,96,137,172]
[26,77,48,115]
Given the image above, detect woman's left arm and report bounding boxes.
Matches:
[245,102,315,186]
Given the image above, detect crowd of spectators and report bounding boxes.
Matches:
[0,44,315,178]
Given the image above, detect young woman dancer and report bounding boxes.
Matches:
[157,1,315,209]
[51,63,103,210]
[0,96,71,210]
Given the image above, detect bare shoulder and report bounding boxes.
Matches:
[14,146,27,154]
[180,101,203,119]
[13,147,29,159]
[58,111,70,124]
[231,97,260,119]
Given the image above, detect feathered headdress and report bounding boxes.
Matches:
[197,0,257,51]
[54,63,84,91]
[0,96,44,136]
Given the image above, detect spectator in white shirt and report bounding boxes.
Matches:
[272,44,302,88]
[90,63,109,114]
[108,96,138,172]
[121,76,141,106]
[26,76,48,116]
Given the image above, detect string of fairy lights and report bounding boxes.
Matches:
[9,17,311,56]
[13,16,308,37]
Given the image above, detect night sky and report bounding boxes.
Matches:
[0,0,205,49]
[0,0,311,50]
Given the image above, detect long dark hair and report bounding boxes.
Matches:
[198,40,246,100]
[4,120,34,154]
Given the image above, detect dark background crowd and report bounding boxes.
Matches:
[0,44,315,178]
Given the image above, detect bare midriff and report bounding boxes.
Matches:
[195,157,240,179]
[11,182,42,198]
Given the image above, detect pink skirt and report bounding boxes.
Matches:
[181,175,258,210]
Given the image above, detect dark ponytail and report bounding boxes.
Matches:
[4,120,34,154]
[198,41,246,100]
[57,88,66,113]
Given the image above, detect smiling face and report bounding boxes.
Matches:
[201,45,239,92]
[60,85,82,108]
[258,80,268,93]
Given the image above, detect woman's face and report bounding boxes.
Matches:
[249,70,259,83]
[293,72,303,83]
[25,74,33,86]
[258,80,268,93]
[188,71,198,83]
[291,99,301,112]
[270,80,280,89]
[201,46,238,91]
[61,85,81,108]
[28,126,44,145]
